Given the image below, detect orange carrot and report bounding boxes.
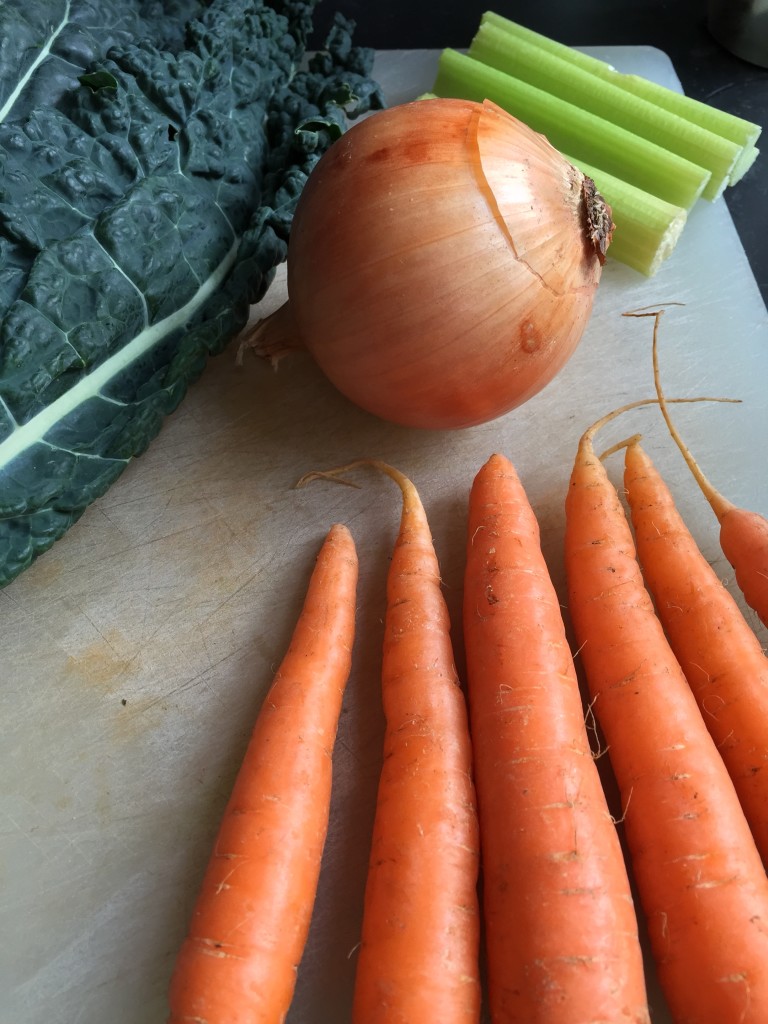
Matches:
[463,453,650,1024]
[642,307,768,629]
[167,523,358,1024]
[624,438,768,864]
[565,413,768,1024]
[659,426,768,629]
[303,460,481,1023]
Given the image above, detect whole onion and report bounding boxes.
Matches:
[247,97,612,430]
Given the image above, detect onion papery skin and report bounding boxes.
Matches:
[283,97,609,430]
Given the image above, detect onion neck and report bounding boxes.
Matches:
[581,175,614,264]
[236,299,304,368]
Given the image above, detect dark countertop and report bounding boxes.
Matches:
[311,0,768,307]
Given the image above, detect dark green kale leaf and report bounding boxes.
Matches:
[0,0,384,587]
[137,2,215,54]
[0,0,213,318]
[0,0,209,126]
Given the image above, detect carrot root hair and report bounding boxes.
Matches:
[296,458,413,495]
[626,307,768,630]
[625,306,735,517]
[578,396,740,477]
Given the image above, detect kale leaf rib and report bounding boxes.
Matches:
[0,1,73,124]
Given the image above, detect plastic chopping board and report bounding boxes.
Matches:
[0,47,766,1024]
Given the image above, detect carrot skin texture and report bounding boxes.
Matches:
[565,438,768,1024]
[624,441,768,863]
[167,523,358,1024]
[351,465,482,1024]
[719,507,768,629]
[463,454,649,1024]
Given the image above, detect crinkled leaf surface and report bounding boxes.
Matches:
[0,0,384,586]
[0,0,208,125]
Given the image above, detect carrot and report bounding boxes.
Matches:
[167,522,358,1024]
[623,437,768,864]
[564,411,768,1024]
[354,461,480,1023]
[639,307,768,629]
[463,453,650,1024]
[301,460,481,1023]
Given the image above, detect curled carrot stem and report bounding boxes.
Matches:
[581,394,740,458]
[644,308,735,518]
[635,307,768,630]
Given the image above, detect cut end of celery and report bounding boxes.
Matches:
[642,211,687,276]
[568,155,687,276]
[470,18,741,204]
[730,145,760,185]
[607,205,686,276]
[602,203,687,277]
[431,13,760,276]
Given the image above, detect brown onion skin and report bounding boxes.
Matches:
[284,97,609,430]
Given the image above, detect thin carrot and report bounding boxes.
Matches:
[167,522,358,1024]
[565,411,768,1024]
[636,307,768,629]
[463,453,650,1024]
[301,459,481,1023]
[622,437,768,863]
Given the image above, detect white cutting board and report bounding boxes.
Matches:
[0,48,766,1024]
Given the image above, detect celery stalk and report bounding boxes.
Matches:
[433,49,711,210]
[481,11,761,159]
[566,155,687,276]
[730,145,760,185]
[469,22,740,201]
[417,89,684,274]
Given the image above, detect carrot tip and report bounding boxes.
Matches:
[599,433,643,462]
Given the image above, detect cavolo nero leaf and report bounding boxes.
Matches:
[0,0,384,587]
[136,1,219,54]
[0,0,208,126]
[0,0,210,319]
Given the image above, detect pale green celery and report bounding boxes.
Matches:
[567,155,687,276]
[420,82,682,274]
[469,22,739,201]
[730,145,760,184]
[481,11,761,156]
[433,49,711,210]
[618,71,761,157]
